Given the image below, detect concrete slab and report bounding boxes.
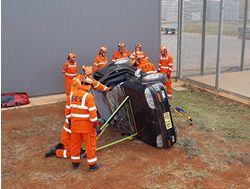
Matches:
[187,71,250,100]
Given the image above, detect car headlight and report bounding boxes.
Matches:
[144,88,155,109]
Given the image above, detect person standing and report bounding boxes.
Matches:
[93,47,108,72]
[158,46,174,98]
[112,42,131,62]
[62,53,78,96]
[130,42,148,64]
[70,80,100,172]
[134,51,157,74]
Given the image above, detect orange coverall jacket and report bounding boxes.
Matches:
[130,51,148,63]
[158,53,174,95]
[93,54,108,72]
[70,88,98,165]
[62,61,78,96]
[136,61,157,74]
[112,50,131,62]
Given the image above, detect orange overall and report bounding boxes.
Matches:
[70,88,98,166]
[62,61,78,96]
[130,51,148,63]
[56,97,72,158]
[112,50,131,62]
[158,54,173,96]
[136,60,157,74]
[93,54,108,72]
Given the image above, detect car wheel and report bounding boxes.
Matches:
[142,73,167,84]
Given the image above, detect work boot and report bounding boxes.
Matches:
[72,162,80,170]
[55,143,64,149]
[45,146,56,158]
[44,143,64,158]
[88,163,100,173]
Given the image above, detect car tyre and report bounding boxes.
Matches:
[141,73,167,84]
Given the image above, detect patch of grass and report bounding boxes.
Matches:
[184,165,208,179]
[172,87,250,142]
[177,137,200,159]
[147,166,165,178]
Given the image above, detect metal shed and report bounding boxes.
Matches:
[2,0,161,96]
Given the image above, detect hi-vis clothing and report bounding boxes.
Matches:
[71,74,109,93]
[93,54,108,72]
[55,98,72,158]
[62,61,78,96]
[136,61,157,74]
[158,54,173,95]
[70,89,98,165]
[112,50,131,62]
[130,50,148,63]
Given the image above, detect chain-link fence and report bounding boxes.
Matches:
[161,0,250,78]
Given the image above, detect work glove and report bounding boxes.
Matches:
[95,126,102,136]
[93,120,100,127]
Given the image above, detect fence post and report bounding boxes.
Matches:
[201,0,207,76]
[215,0,224,91]
[240,0,248,71]
[177,0,184,79]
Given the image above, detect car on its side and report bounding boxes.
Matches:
[93,61,176,148]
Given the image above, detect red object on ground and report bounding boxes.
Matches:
[1,92,30,108]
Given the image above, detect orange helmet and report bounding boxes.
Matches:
[118,42,125,48]
[159,46,167,53]
[99,46,108,54]
[68,52,76,60]
[135,42,142,51]
[79,76,93,91]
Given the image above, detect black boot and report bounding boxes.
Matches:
[55,143,64,149]
[45,143,64,158]
[72,162,80,170]
[45,146,56,158]
[88,163,100,173]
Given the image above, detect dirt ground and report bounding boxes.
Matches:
[2,86,250,189]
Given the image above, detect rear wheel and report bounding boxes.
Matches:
[142,73,167,84]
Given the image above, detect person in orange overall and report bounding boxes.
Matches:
[134,51,157,74]
[71,65,110,94]
[130,42,149,64]
[112,42,131,62]
[70,80,100,172]
[45,66,110,159]
[62,53,78,96]
[93,47,108,72]
[44,97,74,158]
[158,46,174,98]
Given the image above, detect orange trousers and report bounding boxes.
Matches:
[65,77,73,96]
[165,74,172,95]
[56,128,71,158]
[71,130,97,165]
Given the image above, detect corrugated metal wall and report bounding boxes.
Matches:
[2,0,161,96]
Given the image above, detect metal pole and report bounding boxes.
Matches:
[201,0,207,75]
[215,0,224,91]
[240,0,248,71]
[177,0,184,79]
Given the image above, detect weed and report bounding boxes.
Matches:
[184,165,208,179]
[147,166,165,178]
[177,137,200,159]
